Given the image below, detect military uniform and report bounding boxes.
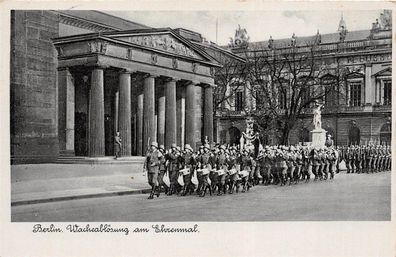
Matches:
[216,147,227,195]
[144,142,162,199]
[180,144,196,196]
[195,144,212,197]
[166,144,180,195]
[157,145,169,194]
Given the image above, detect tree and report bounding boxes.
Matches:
[210,50,248,112]
[240,40,346,145]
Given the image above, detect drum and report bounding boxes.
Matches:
[216,169,225,175]
[180,168,190,175]
[191,172,199,185]
[239,170,249,178]
[228,168,237,175]
[201,168,210,175]
[163,172,170,187]
[177,173,185,186]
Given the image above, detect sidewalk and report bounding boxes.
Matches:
[11,162,150,206]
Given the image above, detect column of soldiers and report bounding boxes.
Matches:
[338,145,391,174]
[144,141,391,199]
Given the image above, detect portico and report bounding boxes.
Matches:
[54,28,220,157]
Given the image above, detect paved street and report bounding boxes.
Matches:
[12,172,390,222]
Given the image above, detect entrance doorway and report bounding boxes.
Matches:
[228,127,241,147]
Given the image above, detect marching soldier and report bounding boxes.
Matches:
[345,147,352,174]
[286,146,296,185]
[195,146,205,194]
[240,149,253,191]
[322,150,330,180]
[180,144,196,196]
[312,148,320,180]
[216,145,227,195]
[157,144,169,194]
[143,142,162,199]
[166,143,180,195]
[294,146,303,184]
[209,145,219,194]
[227,148,238,194]
[195,144,213,197]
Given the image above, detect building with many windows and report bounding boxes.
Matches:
[216,11,392,147]
[10,10,392,163]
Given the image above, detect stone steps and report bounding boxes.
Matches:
[56,156,145,164]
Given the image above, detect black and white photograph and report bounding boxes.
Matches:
[9,8,392,223]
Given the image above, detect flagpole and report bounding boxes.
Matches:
[216,17,218,44]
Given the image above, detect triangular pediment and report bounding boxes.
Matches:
[373,67,392,77]
[109,30,207,61]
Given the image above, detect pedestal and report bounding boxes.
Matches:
[310,128,327,148]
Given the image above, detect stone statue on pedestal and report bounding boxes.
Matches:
[311,100,326,148]
[240,118,257,153]
[313,101,324,129]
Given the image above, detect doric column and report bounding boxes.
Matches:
[137,93,143,156]
[165,78,177,149]
[118,71,132,156]
[157,87,165,146]
[203,84,214,143]
[143,74,156,153]
[114,91,119,133]
[88,67,105,157]
[176,87,185,147]
[185,81,198,150]
[58,67,75,155]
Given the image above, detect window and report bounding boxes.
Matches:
[301,87,310,106]
[235,91,244,111]
[380,122,391,146]
[350,82,362,107]
[348,125,360,145]
[383,80,391,105]
[321,75,336,106]
[278,90,287,109]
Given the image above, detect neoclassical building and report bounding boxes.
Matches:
[217,11,392,147]
[10,10,392,163]
[11,10,239,163]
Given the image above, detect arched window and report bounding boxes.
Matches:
[299,128,310,144]
[348,122,360,145]
[321,74,337,106]
[380,121,391,146]
[228,127,241,146]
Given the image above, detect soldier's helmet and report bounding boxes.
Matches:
[151,142,159,148]
[184,144,193,152]
[171,143,177,149]
[159,144,165,151]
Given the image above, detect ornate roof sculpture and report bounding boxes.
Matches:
[380,10,392,30]
[229,24,250,49]
[338,13,347,32]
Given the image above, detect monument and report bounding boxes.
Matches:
[240,117,258,153]
[310,101,327,147]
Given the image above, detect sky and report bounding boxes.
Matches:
[108,10,383,45]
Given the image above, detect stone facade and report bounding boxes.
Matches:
[218,14,392,147]
[10,10,219,163]
[10,11,60,163]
